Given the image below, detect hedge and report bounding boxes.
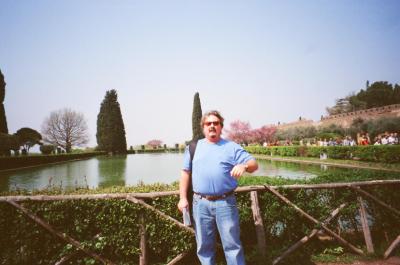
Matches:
[0,152,106,171]
[134,148,184,154]
[245,145,400,163]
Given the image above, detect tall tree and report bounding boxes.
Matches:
[0,69,8,134]
[326,97,352,115]
[0,133,19,156]
[348,93,367,111]
[96,89,127,153]
[192,92,204,141]
[15,127,42,154]
[363,81,394,108]
[394,84,400,103]
[41,108,89,153]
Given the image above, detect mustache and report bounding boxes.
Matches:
[209,128,216,132]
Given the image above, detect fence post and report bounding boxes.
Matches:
[139,211,148,265]
[250,191,267,259]
[358,196,374,254]
[384,235,400,259]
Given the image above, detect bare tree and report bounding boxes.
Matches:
[41,108,89,153]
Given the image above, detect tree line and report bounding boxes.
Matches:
[226,116,400,146]
[326,81,400,115]
[0,69,126,156]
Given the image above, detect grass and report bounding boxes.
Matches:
[312,253,359,264]
[311,252,387,264]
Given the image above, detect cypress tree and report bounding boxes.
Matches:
[0,69,8,134]
[192,92,204,141]
[96,89,127,154]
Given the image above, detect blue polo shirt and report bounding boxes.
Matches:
[183,138,255,195]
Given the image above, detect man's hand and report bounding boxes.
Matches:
[230,164,248,179]
[178,198,189,212]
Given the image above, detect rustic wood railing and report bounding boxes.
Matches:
[1,179,400,264]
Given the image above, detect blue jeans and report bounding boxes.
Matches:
[193,194,245,265]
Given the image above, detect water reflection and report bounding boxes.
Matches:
[254,160,319,179]
[97,155,126,187]
[125,153,182,185]
[0,158,99,191]
[320,164,328,171]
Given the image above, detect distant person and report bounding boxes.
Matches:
[178,110,258,265]
[381,134,389,145]
[360,134,369,145]
[394,133,399,144]
[374,136,382,145]
[388,133,396,145]
[366,133,371,145]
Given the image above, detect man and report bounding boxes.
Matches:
[178,110,258,265]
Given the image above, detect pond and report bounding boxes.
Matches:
[0,153,345,192]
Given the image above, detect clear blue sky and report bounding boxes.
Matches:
[1,1,399,148]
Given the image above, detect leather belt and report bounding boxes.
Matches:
[193,190,235,201]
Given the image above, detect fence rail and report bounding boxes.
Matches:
[1,179,399,202]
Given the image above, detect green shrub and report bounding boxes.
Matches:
[246,145,400,163]
[0,152,106,170]
[40,144,55,155]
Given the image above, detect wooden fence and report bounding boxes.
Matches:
[1,179,400,264]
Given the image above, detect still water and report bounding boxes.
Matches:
[0,153,328,192]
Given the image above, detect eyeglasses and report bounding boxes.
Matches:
[205,121,220,126]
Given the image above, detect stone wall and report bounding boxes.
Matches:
[277,118,315,130]
[276,104,400,130]
[319,104,400,128]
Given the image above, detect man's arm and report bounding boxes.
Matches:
[177,169,191,212]
[245,159,258,173]
[230,159,258,179]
